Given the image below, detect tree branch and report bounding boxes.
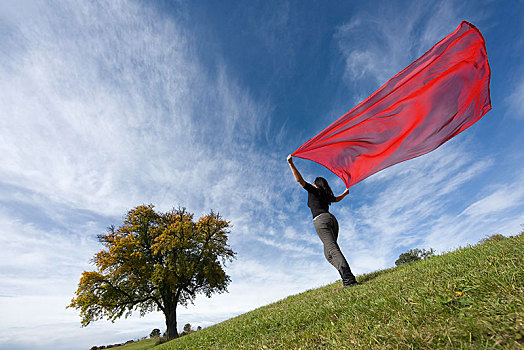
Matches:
[101,278,164,313]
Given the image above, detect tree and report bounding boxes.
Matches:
[183,323,192,335]
[68,205,235,340]
[150,328,161,338]
[395,248,435,266]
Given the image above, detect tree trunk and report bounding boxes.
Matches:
[165,305,179,340]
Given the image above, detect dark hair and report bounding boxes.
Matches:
[314,177,335,204]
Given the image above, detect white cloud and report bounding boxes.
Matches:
[505,76,524,119]
[0,211,98,289]
[256,236,318,256]
[1,1,193,214]
[461,178,524,217]
[0,0,284,219]
[334,1,468,97]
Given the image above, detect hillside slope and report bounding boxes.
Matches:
[157,234,524,349]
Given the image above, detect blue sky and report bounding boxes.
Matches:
[1,1,523,349]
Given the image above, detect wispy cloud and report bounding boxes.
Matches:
[256,236,318,256]
[334,1,471,104]
[0,0,292,218]
[505,75,524,119]
[461,178,524,218]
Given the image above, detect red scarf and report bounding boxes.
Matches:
[293,21,491,188]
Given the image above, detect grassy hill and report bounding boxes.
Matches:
[134,234,523,349]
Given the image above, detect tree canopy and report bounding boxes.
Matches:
[395,248,435,266]
[68,205,235,339]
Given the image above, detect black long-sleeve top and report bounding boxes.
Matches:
[303,182,335,219]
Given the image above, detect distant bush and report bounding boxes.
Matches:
[179,323,194,337]
[150,328,161,338]
[90,342,126,349]
[395,248,435,266]
[478,234,506,245]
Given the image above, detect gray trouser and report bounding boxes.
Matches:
[313,212,355,285]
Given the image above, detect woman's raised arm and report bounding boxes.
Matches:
[334,188,349,202]
[287,155,305,187]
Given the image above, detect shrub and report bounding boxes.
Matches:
[150,328,161,338]
[478,234,506,244]
[395,248,435,266]
[183,323,192,334]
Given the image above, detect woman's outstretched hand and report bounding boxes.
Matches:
[335,188,350,202]
[287,154,305,186]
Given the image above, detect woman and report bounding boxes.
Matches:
[287,155,358,287]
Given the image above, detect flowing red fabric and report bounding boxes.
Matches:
[292,21,491,188]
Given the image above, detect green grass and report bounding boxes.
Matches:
[116,338,159,350]
[153,234,523,349]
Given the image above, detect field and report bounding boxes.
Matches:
[117,339,158,350]
[121,234,524,349]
